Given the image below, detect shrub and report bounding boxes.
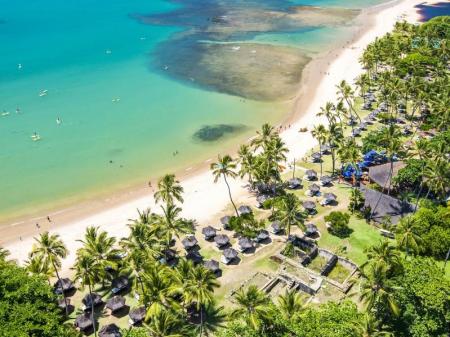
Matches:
[325,211,352,238]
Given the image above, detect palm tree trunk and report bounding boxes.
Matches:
[137,274,147,308]
[88,282,97,337]
[199,305,203,337]
[331,149,336,176]
[319,140,323,176]
[52,261,69,316]
[223,174,239,217]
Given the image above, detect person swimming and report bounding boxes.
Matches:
[56,117,62,125]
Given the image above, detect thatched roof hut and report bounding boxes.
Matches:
[302,201,317,213]
[311,152,322,162]
[319,175,332,186]
[321,193,337,206]
[368,161,405,191]
[238,237,254,252]
[321,144,331,154]
[304,169,317,180]
[256,195,270,208]
[204,259,221,274]
[129,306,146,325]
[270,220,283,234]
[308,183,321,195]
[222,248,238,264]
[186,251,203,264]
[255,229,270,242]
[305,223,318,237]
[238,205,252,215]
[75,314,94,331]
[352,128,362,137]
[287,178,302,189]
[361,186,414,224]
[82,293,103,309]
[54,278,75,295]
[106,295,126,313]
[111,276,129,294]
[99,324,122,337]
[220,216,231,229]
[182,236,198,250]
[202,226,217,240]
[214,234,230,248]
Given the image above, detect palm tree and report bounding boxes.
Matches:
[277,289,304,319]
[146,309,188,337]
[355,313,393,337]
[154,174,184,206]
[30,232,69,315]
[231,285,272,331]
[194,301,226,336]
[277,193,304,237]
[210,155,239,217]
[316,102,336,126]
[311,124,327,176]
[77,226,120,283]
[424,159,450,201]
[73,254,102,337]
[362,240,402,276]
[327,123,343,176]
[141,263,176,319]
[183,265,220,336]
[359,263,400,317]
[251,123,275,150]
[0,247,10,261]
[25,254,53,281]
[154,204,195,249]
[238,144,256,187]
[336,80,361,123]
[395,217,423,257]
[122,250,151,306]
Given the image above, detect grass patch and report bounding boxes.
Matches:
[327,262,351,284]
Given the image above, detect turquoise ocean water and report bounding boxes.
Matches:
[0,0,386,221]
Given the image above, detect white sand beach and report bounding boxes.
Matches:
[3,0,429,273]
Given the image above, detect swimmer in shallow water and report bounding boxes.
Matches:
[56,117,62,125]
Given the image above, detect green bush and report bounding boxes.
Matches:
[325,211,352,238]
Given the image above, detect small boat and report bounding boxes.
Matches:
[1,111,10,117]
[39,89,48,97]
[231,46,241,51]
[164,65,169,70]
[112,98,120,103]
[17,63,23,70]
[31,133,41,141]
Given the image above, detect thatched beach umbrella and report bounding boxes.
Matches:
[270,220,283,234]
[111,276,129,294]
[221,248,238,264]
[182,235,198,250]
[75,314,94,332]
[352,128,362,137]
[214,234,230,248]
[186,250,203,264]
[204,259,221,274]
[106,295,126,313]
[57,297,71,311]
[220,215,231,229]
[304,169,317,181]
[54,278,75,295]
[311,152,322,163]
[305,223,318,237]
[308,183,321,196]
[129,306,146,325]
[319,175,332,186]
[320,144,331,154]
[255,229,270,242]
[287,178,302,189]
[256,194,270,208]
[238,237,254,252]
[238,205,252,215]
[82,293,103,310]
[202,226,217,240]
[321,193,337,206]
[99,323,122,337]
[302,201,317,213]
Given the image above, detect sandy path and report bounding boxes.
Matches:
[3,0,426,273]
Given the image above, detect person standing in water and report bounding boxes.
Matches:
[56,117,62,125]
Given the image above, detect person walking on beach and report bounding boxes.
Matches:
[47,216,51,222]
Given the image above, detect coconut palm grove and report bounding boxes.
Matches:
[1,15,449,337]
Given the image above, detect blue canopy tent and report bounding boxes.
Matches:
[361,150,388,168]
[341,163,363,180]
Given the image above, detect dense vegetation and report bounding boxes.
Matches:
[0,15,449,337]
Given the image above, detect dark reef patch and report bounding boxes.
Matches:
[415,2,450,22]
[133,0,359,101]
[193,124,247,142]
